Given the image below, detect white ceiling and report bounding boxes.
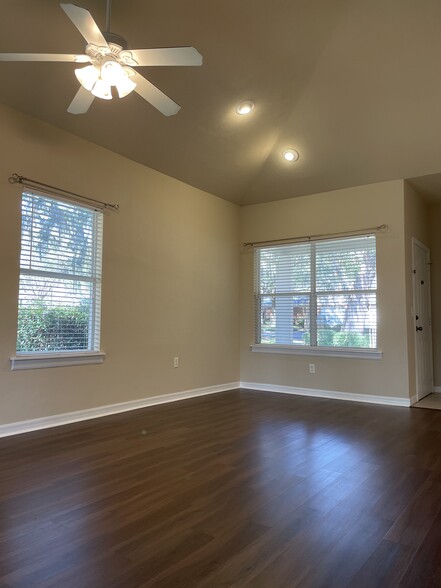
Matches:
[2,0,441,205]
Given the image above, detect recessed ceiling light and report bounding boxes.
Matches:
[236,101,254,115]
[283,148,299,162]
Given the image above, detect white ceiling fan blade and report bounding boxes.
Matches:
[67,86,95,114]
[130,47,203,67]
[60,3,108,47]
[132,72,180,116]
[0,53,88,62]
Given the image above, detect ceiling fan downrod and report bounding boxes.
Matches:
[102,0,129,50]
[105,0,112,33]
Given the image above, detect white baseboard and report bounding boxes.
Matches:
[433,386,441,394]
[0,381,240,438]
[240,382,412,407]
[0,379,414,438]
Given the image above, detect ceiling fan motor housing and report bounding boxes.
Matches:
[103,31,129,50]
[84,42,138,68]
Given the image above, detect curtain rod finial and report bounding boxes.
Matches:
[8,173,22,184]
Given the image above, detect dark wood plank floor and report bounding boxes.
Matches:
[1,389,441,587]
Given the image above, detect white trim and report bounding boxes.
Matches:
[0,382,240,438]
[433,387,441,394]
[240,381,411,407]
[410,394,418,406]
[10,351,106,370]
[250,344,382,360]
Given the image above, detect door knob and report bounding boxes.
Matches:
[416,326,423,332]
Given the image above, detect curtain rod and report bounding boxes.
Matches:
[8,173,119,212]
[243,224,388,248]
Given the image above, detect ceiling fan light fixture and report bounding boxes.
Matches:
[75,64,99,91]
[91,77,112,100]
[101,61,137,98]
[101,60,123,85]
[236,101,254,115]
[115,74,137,98]
[283,148,299,162]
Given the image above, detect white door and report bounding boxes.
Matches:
[412,239,433,401]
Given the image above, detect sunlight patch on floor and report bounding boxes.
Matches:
[413,393,441,410]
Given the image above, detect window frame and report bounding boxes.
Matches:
[252,234,382,359]
[10,191,105,370]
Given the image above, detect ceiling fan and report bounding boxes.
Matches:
[0,1,203,116]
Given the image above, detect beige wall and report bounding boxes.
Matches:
[240,180,411,399]
[0,104,240,426]
[429,202,441,386]
[0,102,427,427]
[403,182,430,398]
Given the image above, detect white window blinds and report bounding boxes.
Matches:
[17,192,103,353]
[255,235,377,349]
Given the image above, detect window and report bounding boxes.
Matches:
[254,235,377,353]
[14,192,103,365]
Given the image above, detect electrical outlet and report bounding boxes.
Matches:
[309,363,316,374]
[173,357,179,368]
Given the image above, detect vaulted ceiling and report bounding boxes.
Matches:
[1,0,441,205]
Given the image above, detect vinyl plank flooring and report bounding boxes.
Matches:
[398,509,441,587]
[385,478,441,546]
[1,390,441,587]
[347,540,415,588]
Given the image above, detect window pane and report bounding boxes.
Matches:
[317,293,377,348]
[20,194,96,277]
[316,236,376,292]
[258,244,310,294]
[17,275,93,352]
[259,296,276,343]
[259,295,310,345]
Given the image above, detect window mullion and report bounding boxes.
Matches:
[310,242,317,346]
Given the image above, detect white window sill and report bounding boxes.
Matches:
[10,351,106,371]
[250,344,382,360]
